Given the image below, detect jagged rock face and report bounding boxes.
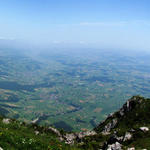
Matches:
[119,97,138,117]
[95,97,137,133]
[96,96,146,133]
[102,119,118,135]
[63,131,97,144]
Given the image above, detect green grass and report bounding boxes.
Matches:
[0,116,82,150]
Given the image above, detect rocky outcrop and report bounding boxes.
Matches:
[127,148,135,150]
[63,130,97,144]
[118,96,139,117]
[107,142,122,150]
[78,130,97,138]
[96,97,137,133]
[48,127,61,137]
[64,133,77,144]
[102,119,118,135]
[102,131,133,150]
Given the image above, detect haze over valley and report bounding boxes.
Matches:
[0,45,150,131]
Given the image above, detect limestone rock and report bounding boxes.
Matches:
[102,119,118,135]
[127,148,135,150]
[64,133,76,144]
[48,127,61,136]
[31,118,39,124]
[63,130,97,144]
[140,127,149,132]
[78,130,97,139]
[107,142,122,150]
[116,136,124,141]
[2,118,10,124]
[34,130,39,135]
[123,132,132,141]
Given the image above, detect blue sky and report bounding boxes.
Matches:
[0,0,150,50]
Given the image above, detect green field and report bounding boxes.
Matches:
[0,48,150,131]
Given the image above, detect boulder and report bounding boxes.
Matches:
[2,118,10,124]
[107,142,122,150]
[140,127,149,132]
[34,130,39,135]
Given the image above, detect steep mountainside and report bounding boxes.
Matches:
[76,96,150,149]
[0,96,150,150]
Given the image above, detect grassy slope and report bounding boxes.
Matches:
[0,116,81,150]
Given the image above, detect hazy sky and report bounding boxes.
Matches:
[0,0,150,50]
